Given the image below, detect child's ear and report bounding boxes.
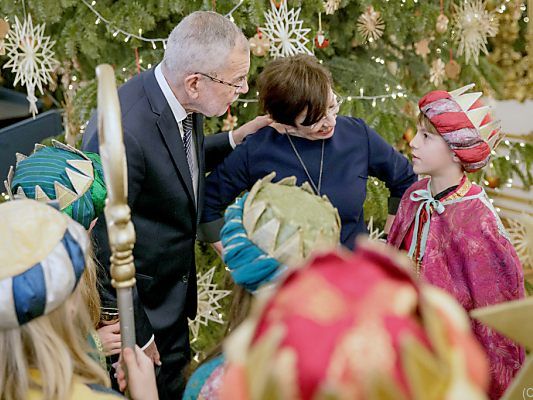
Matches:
[451,152,461,164]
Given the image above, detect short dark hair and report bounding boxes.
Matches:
[258,55,333,126]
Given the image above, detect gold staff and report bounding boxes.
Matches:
[96,64,137,353]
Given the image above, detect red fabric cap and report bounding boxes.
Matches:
[418,90,450,109]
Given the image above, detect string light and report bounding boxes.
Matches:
[82,0,243,46]
[235,88,408,104]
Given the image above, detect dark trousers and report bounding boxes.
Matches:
[154,315,191,400]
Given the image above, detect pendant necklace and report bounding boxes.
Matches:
[285,131,324,196]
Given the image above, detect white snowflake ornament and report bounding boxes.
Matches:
[188,267,231,343]
[453,0,498,65]
[260,0,312,58]
[430,58,446,87]
[324,0,341,15]
[3,15,58,117]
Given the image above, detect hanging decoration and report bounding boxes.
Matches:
[249,28,271,57]
[324,0,341,15]
[415,38,432,59]
[429,58,446,87]
[357,6,385,43]
[453,0,499,64]
[445,50,461,80]
[2,15,59,117]
[260,0,312,58]
[0,18,9,55]
[436,14,449,34]
[436,0,449,34]
[314,12,330,49]
[222,107,238,131]
[188,267,231,343]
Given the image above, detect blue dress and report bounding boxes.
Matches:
[200,116,416,249]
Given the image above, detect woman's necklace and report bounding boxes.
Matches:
[285,132,324,196]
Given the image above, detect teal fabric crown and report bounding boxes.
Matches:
[8,141,106,229]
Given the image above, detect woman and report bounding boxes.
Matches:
[199,54,416,249]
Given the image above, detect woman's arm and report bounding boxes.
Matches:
[365,124,417,217]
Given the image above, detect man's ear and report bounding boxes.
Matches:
[183,74,200,99]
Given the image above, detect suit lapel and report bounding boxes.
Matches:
[157,109,196,209]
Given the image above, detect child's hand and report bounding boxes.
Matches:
[117,345,159,400]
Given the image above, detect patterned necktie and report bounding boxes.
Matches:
[182,114,194,174]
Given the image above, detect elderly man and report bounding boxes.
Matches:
[82,11,269,399]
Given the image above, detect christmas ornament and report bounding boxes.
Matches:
[314,31,329,48]
[506,215,533,269]
[3,15,59,117]
[0,18,9,55]
[366,217,385,241]
[429,58,446,87]
[260,0,312,58]
[249,31,270,57]
[484,174,500,189]
[188,267,231,343]
[357,6,385,43]
[488,0,532,101]
[414,38,431,58]
[314,12,329,49]
[222,110,238,131]
[445,59,462,80]
[436,13,449,34]
[453,0,499,65]
[324,0,341,15]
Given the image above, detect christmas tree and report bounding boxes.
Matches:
[1,0,531,359]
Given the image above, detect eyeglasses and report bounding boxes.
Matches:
[325,94,344,118]
[195,72,246,90]
[305,94,344,128]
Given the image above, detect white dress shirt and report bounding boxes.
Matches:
[155,64,200,203]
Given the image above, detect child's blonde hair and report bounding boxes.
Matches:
[0,284,110,400]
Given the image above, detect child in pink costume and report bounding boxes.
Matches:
[388,84,525,399]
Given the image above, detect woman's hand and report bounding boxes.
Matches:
[231,115,273,145]
[117,345,159,400]
[97,322,121,356]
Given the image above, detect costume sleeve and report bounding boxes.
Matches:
[205,132,233,172]
[365,123,417,214]
[198,142,251,243]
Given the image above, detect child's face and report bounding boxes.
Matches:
[410,126,457,176]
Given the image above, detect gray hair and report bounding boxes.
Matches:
[163,11,248,79]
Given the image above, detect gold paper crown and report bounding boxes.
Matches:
[448,84,503,151]
[3,139,94,210]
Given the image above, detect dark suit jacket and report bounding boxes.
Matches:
[82,68,232,346]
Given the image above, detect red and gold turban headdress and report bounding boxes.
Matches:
[220,241,489,400]
[418,84,502,173]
